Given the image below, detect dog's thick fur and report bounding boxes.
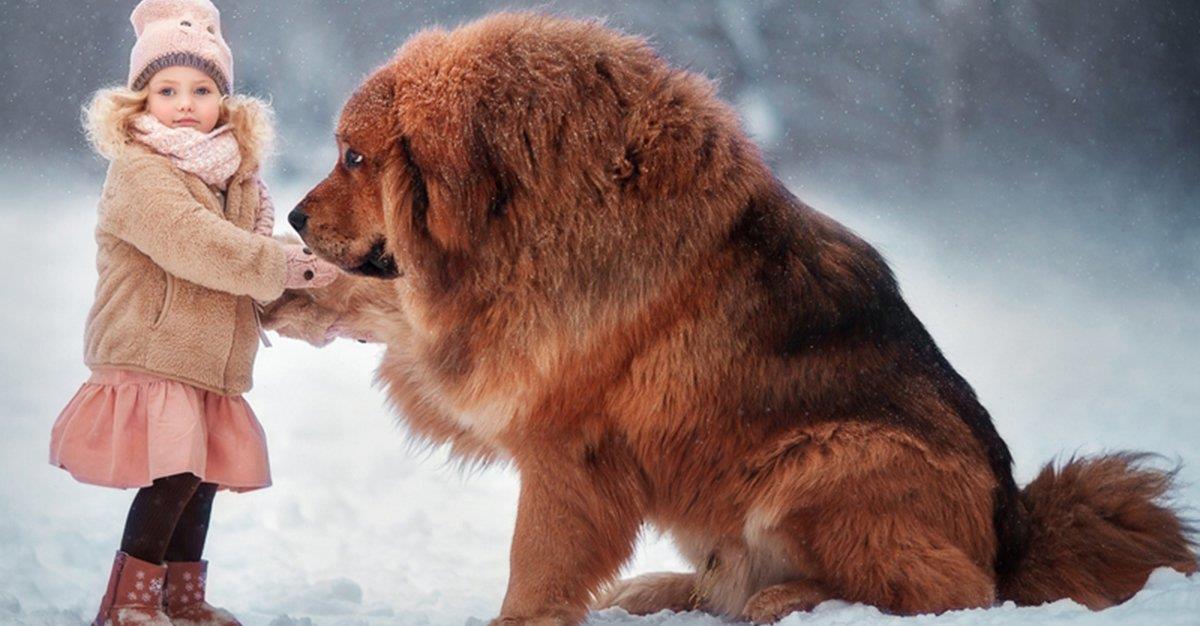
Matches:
[264,13,1197,625]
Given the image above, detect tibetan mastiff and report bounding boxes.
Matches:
[263,12,1196,625]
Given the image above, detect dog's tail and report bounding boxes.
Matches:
[997,453,1197,609]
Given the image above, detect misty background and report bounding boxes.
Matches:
[4,0,1199,276]
[1,1,1198,624]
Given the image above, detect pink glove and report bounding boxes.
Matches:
[283,244,339,289]
[253,176,275,236]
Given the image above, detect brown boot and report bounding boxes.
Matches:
[93,551,171,626]
[163,560,241,626]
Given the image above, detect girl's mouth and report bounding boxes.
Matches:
[175,118,199,126]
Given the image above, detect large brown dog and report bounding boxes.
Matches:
[264,13,1197,625]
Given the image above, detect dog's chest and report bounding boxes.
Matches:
[410,355,530,441]
[447,392,525,440]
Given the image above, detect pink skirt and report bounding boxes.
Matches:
[50,368,271,492]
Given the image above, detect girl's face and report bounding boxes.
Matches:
[145,66,222,133]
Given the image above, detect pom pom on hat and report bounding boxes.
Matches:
[128,0,233,95]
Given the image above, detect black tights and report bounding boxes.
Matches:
[120,473,218,564]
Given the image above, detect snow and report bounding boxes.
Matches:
[1,173,1197,626]
[2,2,1197,622]
[592,568,1200,624]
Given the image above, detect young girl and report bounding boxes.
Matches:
[49,2,339,625]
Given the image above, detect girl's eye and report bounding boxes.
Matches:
[159,88,174,96]
[344,149,365,168]
[195,87,210,96]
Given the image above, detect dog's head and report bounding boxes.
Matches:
[292,13,757,314]
[288,66,402,279]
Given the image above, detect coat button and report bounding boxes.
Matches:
[304,270,314,280]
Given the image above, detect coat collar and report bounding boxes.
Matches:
[122,133,260,184]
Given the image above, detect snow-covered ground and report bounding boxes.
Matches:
[1,176,1196,626]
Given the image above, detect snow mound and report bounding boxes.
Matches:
[583,568,1198,626]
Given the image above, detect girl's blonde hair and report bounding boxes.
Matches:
[83,86,275,162]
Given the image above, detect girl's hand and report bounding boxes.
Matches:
[283,244,340,289]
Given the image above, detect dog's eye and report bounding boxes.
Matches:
[344,149,365,168]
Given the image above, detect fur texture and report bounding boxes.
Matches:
[263,13,1197,624]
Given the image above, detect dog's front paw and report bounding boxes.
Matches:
[259,290,342,347]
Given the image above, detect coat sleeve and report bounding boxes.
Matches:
[97,153,288,302]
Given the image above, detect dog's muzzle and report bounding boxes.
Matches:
[351,239,400,279]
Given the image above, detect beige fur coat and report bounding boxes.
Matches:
[84,142,287,395]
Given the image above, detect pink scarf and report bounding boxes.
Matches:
[130,113,242,189]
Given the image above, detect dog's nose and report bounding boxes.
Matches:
[288,207,309,233]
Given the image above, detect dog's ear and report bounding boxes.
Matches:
[399,114,514,256]
[381,23,534,258]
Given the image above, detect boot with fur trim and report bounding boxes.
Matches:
[93,551,171,626]
[163,560,241,626]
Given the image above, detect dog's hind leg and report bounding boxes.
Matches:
[810,512,996,615]
[593,572,697,615]
[743,424,1000,617]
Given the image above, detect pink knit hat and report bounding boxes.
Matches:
[127,0,234,95]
